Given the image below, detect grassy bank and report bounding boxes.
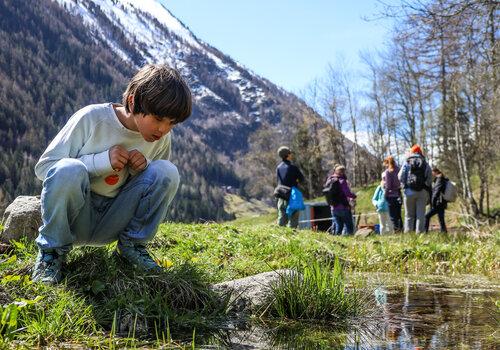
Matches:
[0,220,498,347]
[0,240,228,348]
[156,222,499,281]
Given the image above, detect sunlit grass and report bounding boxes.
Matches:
[265,259,367,322]
[156,222,499,281]
[0,239,228,347]
[0,220,497,347]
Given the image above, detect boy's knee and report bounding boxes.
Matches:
[148,160,180,190]
[47,159,88,184]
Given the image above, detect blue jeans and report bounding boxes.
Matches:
[331,208,354,235]
[36,158,180,252]
[386,196,403,232]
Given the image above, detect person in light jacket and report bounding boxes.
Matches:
[32,64,192,284]
[372,180,394,234]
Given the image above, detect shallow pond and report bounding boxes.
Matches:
[202,279,499,349]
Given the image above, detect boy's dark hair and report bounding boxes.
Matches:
[123,64,192,123]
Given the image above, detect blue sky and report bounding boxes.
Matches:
[165,0,394,94]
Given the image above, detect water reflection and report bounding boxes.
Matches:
[364,282,499,349]
[203,281,499,349]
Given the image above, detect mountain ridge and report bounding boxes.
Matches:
[0,0,377,221]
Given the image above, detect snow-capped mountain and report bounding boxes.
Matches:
[55,0,295,154]
[0,0,376,221]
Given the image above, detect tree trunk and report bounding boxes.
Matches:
[453,85,478,216]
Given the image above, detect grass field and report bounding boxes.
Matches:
[0,221,498,347]
[1,181,498,347]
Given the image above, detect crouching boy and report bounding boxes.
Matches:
[32,64,192,284]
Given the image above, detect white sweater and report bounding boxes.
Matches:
[35,103,172,198]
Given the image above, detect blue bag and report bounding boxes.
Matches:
[286,187,305,217]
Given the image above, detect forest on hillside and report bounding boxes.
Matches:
[0,0,239,221]
[0,0,130,211]
[0,0,382,222]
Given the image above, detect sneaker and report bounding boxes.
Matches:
[116,240,162,272]
[32,250,64,284]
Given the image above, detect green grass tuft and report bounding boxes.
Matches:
[265,258,366,322]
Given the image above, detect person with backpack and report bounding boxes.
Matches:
[382,156,403,232]
[372,180,394,234]
[425,167,448,233]
[323,165,357,235]
[398,145,432,233]
[275,146,304,228]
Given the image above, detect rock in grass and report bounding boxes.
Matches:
[1,196,41,243]
[355,227,373,237]
[212,269,294,314]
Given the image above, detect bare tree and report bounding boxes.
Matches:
[360,50,389,172]
[322,64,347,167]
[374,0,499,217]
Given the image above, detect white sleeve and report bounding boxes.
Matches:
[78,150,113,177]
[398,165,405,183]
[34,111,112,180]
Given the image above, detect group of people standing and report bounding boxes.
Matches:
[375,144,449,234]
[275,144,450,235]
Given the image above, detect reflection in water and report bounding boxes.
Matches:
[203,282,499,349]
[366,282,499,350]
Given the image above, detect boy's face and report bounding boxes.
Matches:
[134,114,174,142]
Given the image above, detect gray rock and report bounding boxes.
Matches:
[1,196,41,243]
[212,269,294,314]
[355,227,374,237]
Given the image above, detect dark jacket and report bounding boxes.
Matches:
[276,160,304,188]
[329,174,356,211]
[431,175,448,209]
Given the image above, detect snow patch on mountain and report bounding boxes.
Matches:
[54,0,269,117]
[55,0,133,62]
[120,0,200,48]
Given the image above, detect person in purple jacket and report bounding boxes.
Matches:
[327,165,357,235]
[382,156,403,232]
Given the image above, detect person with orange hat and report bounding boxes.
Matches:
[398,144,432,233]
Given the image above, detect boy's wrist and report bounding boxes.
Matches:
[95,150,114,175]
[79,150,113,176]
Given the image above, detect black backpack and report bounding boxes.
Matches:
[406,156,427,191]
[322,176,348,206]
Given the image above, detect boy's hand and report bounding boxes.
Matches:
[109,145,129,172]
[128,149,147,172]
